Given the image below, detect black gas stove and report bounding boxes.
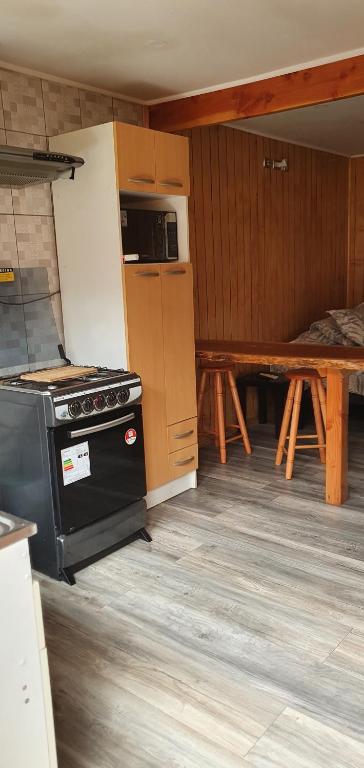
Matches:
[0,366,142,427]
[0,365,150,584]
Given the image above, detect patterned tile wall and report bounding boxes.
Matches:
[0,67,144,376]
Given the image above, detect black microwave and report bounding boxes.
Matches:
[121,208,178,263]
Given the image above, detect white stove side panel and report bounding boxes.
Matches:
[50,123,127,370]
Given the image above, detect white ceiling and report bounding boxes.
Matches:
[227,95,364,157]
[2,0,364,101]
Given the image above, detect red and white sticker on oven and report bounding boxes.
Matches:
[125,427,137,445]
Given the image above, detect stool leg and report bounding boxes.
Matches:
[214,398,219,447]
[275,380,296,466]
[286,380,303,480]
[215,372,227,464]
[227,370,252,455]
[317,378,327,427]
[311,380,326,463]
[197,370,208,425]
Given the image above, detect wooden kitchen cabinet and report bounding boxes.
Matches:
[51,121,195,503]
[115,122,189,196]
[124,262,197,491]
[155,131,190,195]
[161,263,197,425]
[115,122,156,194]
[123,264,169,490]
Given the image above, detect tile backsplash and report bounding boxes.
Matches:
[0,67,144,377]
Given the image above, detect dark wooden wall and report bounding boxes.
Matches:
[184,125,349,344]
[348,157,364,307]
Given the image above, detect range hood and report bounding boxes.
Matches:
[0,145,84,188]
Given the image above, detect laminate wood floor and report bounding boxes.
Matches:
[40,423,364,768]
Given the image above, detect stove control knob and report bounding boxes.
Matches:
[93,393,105,411]
[68,400,82,419]
[105,391,117,408]
[82,397,94,415]
[117,387,130,405]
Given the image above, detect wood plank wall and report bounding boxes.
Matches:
[348,157,364,306]
[182,125,349,428]
[184,125,349,345]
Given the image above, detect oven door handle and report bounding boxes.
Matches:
[68,413,135,439]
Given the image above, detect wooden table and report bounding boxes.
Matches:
[196,339,364,506]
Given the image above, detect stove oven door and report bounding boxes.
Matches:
[50,404,146,535]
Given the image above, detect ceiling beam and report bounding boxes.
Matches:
[149,53,364,131]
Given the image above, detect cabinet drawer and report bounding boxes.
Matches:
[168,443,198,480]
[168,418,197,453]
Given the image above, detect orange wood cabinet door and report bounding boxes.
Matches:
[123,264,169,490]
[161,263,197,425]
[115,122,156,194]
[155,131,190,196]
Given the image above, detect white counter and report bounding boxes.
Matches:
[0,511,57,768]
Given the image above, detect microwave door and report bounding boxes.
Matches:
[122,209,155,262]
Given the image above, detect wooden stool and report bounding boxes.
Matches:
[275,368,327,479]
[197,366,252,463]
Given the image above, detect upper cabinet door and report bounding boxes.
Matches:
[155,132,190,196]
[116,123,156,194]
[161,263,197,425]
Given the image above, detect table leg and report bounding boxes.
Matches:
[325,369,349,505]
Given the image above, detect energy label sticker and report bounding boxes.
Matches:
[61,441,91,486]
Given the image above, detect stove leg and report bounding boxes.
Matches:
[60,568,76,586]
[139,527,152,543]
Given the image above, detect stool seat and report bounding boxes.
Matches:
[197,365,251,463]
[276,370,327,480]
[286,368,321,380]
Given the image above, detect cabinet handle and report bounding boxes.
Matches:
[173,455,195,467]
[164,269,187,275]
[128,177,155,185]
[159,180,184,188]
[173,429,194,439]
[135,271,159,277]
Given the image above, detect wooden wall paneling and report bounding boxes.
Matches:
[234,128,245,337]
[280,139,290,339]
[185,124,348,431]
[183,130,198,333]
[201,128,216,431]
[347,157,364,306]
[192,129,207,339]
[347,158,355,306]
[262,137,271,340]
[238,134,252,339]
[249,134,260,340]
[186,125,349,430]
[201,128,216,340]
[211,127,224,341]
[219,127,232,341]
[228,127,239,340]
